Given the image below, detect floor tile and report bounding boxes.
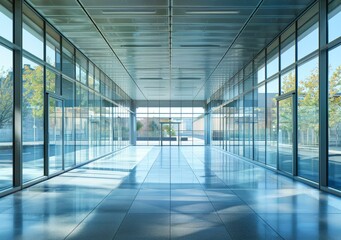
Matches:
[1,146,341,240]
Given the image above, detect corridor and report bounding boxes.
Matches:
[1,146,341,240]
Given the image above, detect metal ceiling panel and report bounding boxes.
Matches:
[26,0,316,101]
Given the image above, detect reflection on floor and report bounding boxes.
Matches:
[0,146,341,240]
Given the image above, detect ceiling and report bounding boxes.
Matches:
[26,0,315,101]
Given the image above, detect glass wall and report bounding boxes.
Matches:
[136,105,205,146]
[0,1,132,193]
[254,85,266,163]
[328,0,341,191]
[0,44,13,190]
[266,78,278,167]
[297,57,319,181]
[0,0,12,42]
[22,57,44,182]
[209,2,329,188]
[328,44,341,190]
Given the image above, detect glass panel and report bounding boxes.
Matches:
[238,98,244,155]
[75,84,89,163]
[0,45,13,190]
[255,51,265,84]
[22,58,44,182]
[0,1,13,42]
[328,44,341,190]
[46,25,60,68]
[267,48,279,78]
[328,0,341,43]
[254,85,266,163]
[94,67,100,92]
[297,57,319,182]
[23,11,44,60]
[171,124,179,146]
[88,62,94,89]
[49,98,63,174]
[244,92,253,159]
[62,39,74,78]
[280,68,295,94]
[62,78,75,168]
[46,68,58,93]
[266,78,279,167]
[278,97,293,174]
[101,100,112,154]
[297,17,318,60]
[193,108,204,146]
[280,34,295,70]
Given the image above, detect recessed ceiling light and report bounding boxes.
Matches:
[121,44,162,47]
[176,77,201,80]
[180,44,221,47]
[186,10,239,15]
[174,87,196,89]
[144,86,166,89]
[102,10,156,15]
[139,77,163,80]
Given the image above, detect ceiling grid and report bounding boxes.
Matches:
[26,0,316,101]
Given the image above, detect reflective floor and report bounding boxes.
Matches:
[1,146,341,240]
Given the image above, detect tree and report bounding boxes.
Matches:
[329,65,341,146]
[22,64,44,118]
[162,124,176,137]
[136,120,143,132]
[279,63,341,145]
[0,67,13,128]
[149,120,159,137]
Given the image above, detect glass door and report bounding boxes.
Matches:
[161,123,180,146]
[171,123,179,146]
[278,95,294,174]
[48,97,63,174]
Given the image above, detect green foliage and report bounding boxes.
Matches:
[136,120,143,131]
[329,65,341,128]
[162,124,176,137]
[22,64,44,118]
[0,67,13,128]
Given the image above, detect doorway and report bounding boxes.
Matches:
[48,97,64,174]
[160,122,181,146]
[277,93,295,175]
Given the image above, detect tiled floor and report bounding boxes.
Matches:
[1,146,341,240]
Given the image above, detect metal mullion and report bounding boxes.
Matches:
[319,0,328,188]
[13,0,23,188]
[293,20,298,177]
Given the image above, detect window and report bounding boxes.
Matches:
[0,45,13,190]
[297,16,318,60]
[0,1,13,42]
[254,85,266,163]
[266,78,279,167]
[255,51,266,84]
[328,0,341,43]
[280,68,295,94]
[22,57,44,182]
[94,67,100,92]
[23,5,44,59]
[76,51,88,85]
[46,25,60,68]
[281,34,295,70]
[297,56,319,182]
[62,78,75,168]
[267,43,279,78]
[328,44,341,190]
[244,92,253,159]
[46,68,60,94]
[62,38,75,78]
[88,62,94,89]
